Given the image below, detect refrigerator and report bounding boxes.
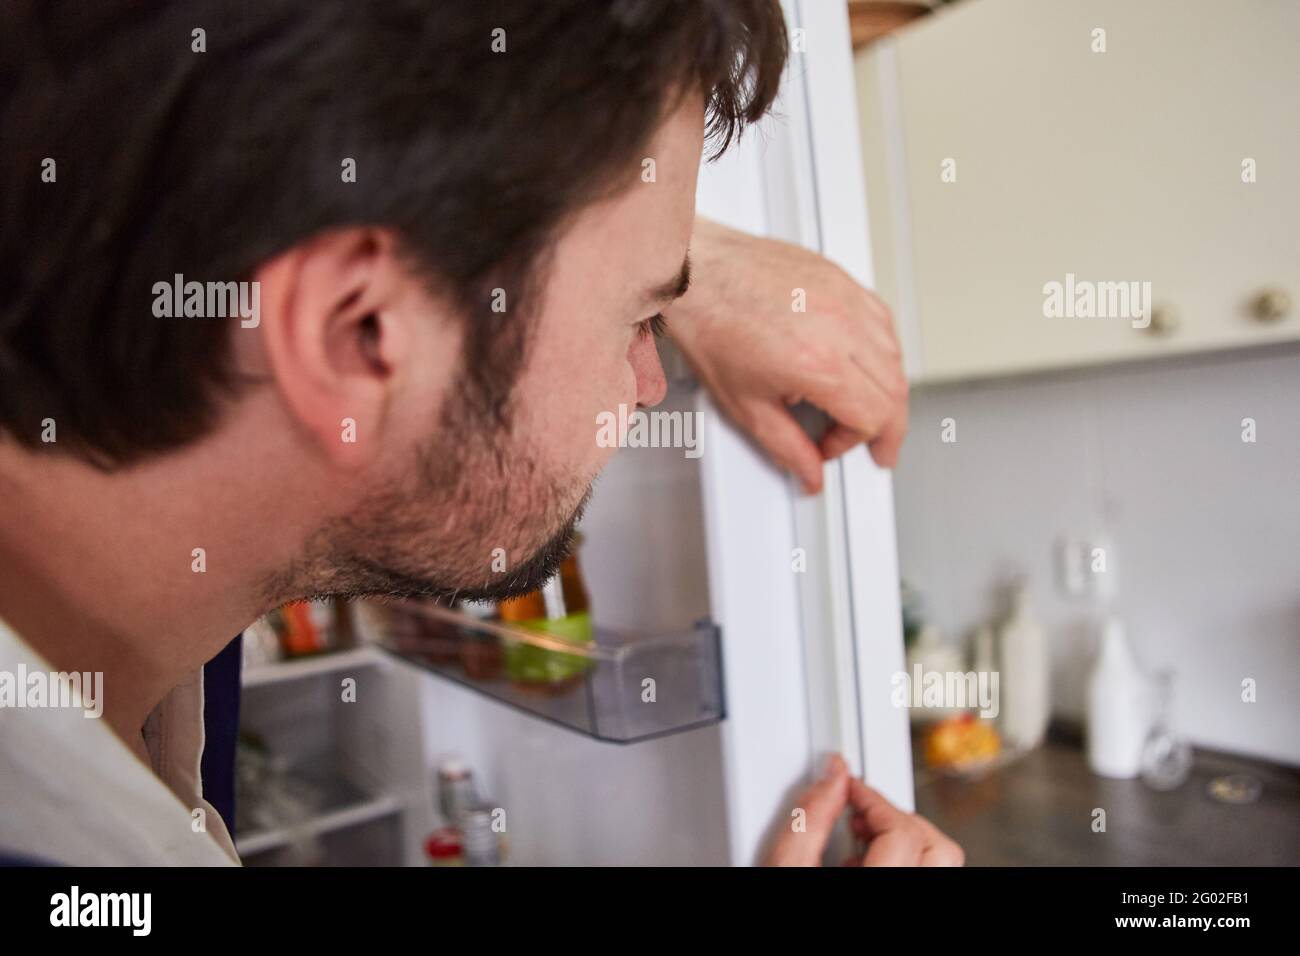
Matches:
[394,1,910,867]
[235,1,912,868]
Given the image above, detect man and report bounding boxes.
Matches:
[0,0,953,866]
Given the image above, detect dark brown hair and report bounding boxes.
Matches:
[0,0,787,466]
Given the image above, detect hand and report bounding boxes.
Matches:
[665,218,908,493]
[766,755,964,867]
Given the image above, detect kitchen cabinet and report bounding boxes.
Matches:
[855,0,1300,383]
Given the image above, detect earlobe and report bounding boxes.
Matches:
[252,230,402,470]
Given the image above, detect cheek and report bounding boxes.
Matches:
[583,330,640,414]
[516,332,636,475]
[576,339,641,471]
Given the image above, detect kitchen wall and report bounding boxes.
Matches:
[892,344,1300,765]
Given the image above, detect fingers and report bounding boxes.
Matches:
[798,350,895,438]
[866,397,908,468]
[794,339,907,469]
[848,779,965,867]
[914,814,966,867]
[766,754,850,866]
[818,422,868,462]
[846,785,923,866]
[799,754,852,849]
[817,397,907,469]
[767,759,965,867]
[821,288,908,465]
[667,229,909,482]
[861,826,927,867]
[847,778,911,837]
[741,400,826,494]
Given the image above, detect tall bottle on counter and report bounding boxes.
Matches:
[997,583,1051,751]
[1086,618,1151,778]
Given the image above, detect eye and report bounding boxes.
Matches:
[636,313,667,340]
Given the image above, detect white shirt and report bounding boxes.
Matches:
[0,615,239,865]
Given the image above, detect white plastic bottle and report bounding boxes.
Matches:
[998,585,1050,751]
[1086,619,1150,778]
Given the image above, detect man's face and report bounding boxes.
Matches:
[299,94,704,604]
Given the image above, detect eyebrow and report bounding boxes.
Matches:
[641,255,692,308]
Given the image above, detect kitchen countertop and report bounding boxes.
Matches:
[912,725,1300,866]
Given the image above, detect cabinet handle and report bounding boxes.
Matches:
[1250,288,1291,323]
[1147,303,1180,336]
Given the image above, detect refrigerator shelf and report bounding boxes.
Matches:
[241,645,383,689]
[366,601,725,744]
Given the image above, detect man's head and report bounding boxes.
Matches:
[0,1,787,608]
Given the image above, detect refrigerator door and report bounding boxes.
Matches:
[698,0,913,866]
[792,0,915,813]
[398,0,911,868]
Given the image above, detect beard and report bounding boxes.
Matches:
[267,375,594,609]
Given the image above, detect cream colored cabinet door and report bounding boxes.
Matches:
[857,0,1300,383]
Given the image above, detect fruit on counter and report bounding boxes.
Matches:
[924,713,1002,770]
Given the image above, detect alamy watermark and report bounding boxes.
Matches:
[152,273,260,328]
[1043,273,1151,329]
[595,403,702,459]
[50,886,150,936]
[891,664,1000,719]
[0,666,103,718]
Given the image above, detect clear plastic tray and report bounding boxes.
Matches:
[371,601,724,744]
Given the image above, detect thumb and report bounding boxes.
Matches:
[847,778,910,837]
[766,755,850,866]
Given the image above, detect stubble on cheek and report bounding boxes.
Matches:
[265,404,596,607]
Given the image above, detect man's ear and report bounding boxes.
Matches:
[253,228,414,468]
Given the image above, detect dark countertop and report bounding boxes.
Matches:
[912,726,1300,866]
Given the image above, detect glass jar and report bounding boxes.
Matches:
[1140,670,1193,791]
[498,549,594,693]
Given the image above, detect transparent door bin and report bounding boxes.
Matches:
[372,602,724,743]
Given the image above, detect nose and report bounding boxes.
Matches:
[630,333,668,408]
